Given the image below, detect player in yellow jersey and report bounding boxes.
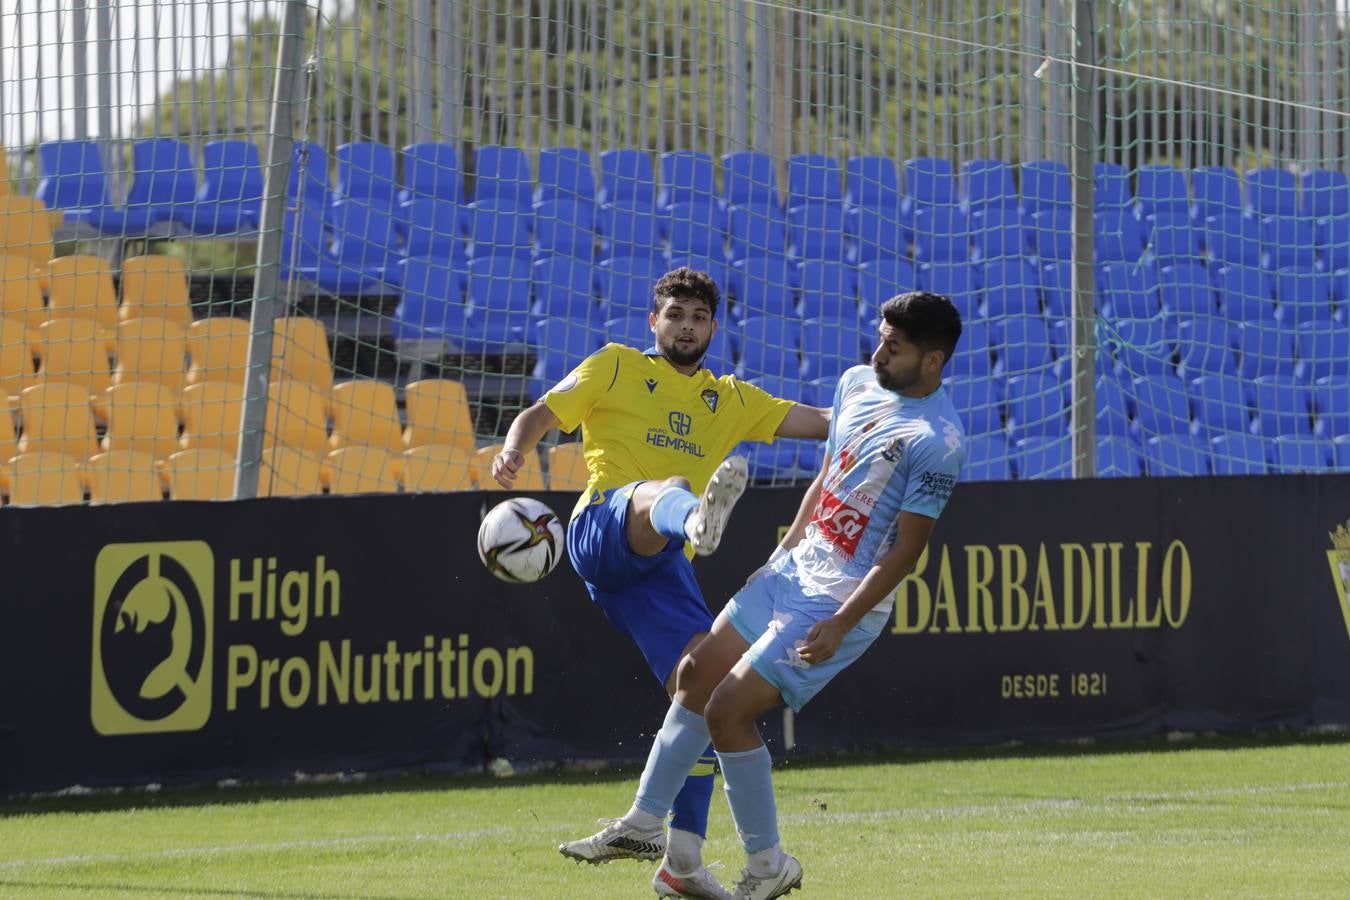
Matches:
[493,267,828,898]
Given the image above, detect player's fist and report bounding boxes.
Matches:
[492,448,524,488]
[797,617,847,664]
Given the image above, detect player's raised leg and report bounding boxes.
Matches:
[628,455,750,558]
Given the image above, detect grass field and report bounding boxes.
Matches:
[3,733,1348,899]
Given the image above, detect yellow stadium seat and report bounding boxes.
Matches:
[272,316,333,395]
[84,450,164,504]
[101,382,180,461]
[0,254,49,332]
[34,317,113,407]
[17,382,99,460]
[112,316,187,396]
[0,403,16,463]
[0,317,35,405]
[323,446,401,495]
[401,444,474,493]
[186,316,251,386]
[164,448,236,500]
[0,147,10,198]
[403,378,476,452]
[5,452,84,506]
[259,446,323,497]
[178,381,244,452]
[118,254,193,328]
[0,195,55,280]
[46,254,119,342]
[548,442,590,491]
[264,380,329,456]
[329,379,402,451]
[474,443,545,491]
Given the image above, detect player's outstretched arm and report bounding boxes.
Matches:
[774,402,831,439]
[493,400,563,488]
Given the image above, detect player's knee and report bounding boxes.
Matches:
[703,685,743,745]
[659,475,692,492]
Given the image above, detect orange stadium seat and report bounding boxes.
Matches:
[34,317,113,409]
[259,446,323,497]
[0,254,49,332]
[118,254,193,328]
[45,254,120,342]
[17,382,100,460]
[164,448,236,500]
[178,381,244,452]
[112,316,187,396]
[186,316,251,386]
[101,382,180,461]
[0,317,36,405]
[403,378,476,452]
[475,443,545,491]
[400,444,474,492]
[265,379,330,456]
[329,379,403,451]
[0,147,11,198]
[271,316,334,395]
[0,402,16,463]
[547,442,589,491]
[5,452,84,506]
[0,195,56,285]
[323,446,401,495]
[84,450,164,503]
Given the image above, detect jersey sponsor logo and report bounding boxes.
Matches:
[701,388,719,413]
[644,377,659,393]
[551,373,579,393]
[668,410,692,436]
[811,488,870,558]
[915,470,956,503]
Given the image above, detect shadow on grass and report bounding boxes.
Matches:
[0,879,415,899]
[3,727,1347,818]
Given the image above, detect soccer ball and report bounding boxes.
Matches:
[477,497,566,583]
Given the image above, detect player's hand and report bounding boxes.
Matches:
[796,617,848,665]
[491,448,523,488]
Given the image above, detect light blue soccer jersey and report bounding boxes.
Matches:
[783,364,965,605]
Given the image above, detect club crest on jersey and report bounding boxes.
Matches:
[882,436,904,463]
[701,388,719,412]
[811,488,870,559]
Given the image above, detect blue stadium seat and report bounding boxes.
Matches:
[1175,317,1237,378]
[1004,372,1066,442]
[473,145,532,208]
[1129,372,1191,435]
[1271,435,1331,473]
[334,141,398,208]
[172,139,263,235]
[598,149,656,208]
[400,142,465,206]
[280,206,389,295]
[596,255,662,316]
[797,260,858,320]
[844,156,901,211]
[463,255,534,349]
[1135,164,1190,221]
[703,324,735,376]
[731,255,797,319]
[982,259,1040,315]
[903,157,956,211]
[912,206,970,263]
[1097,435,1143,478]
[597,204,662,263]
[738,316,802,380]
[944,376,1001,436]
[658,151,717,210]
[787,154,844,209]
[466,201,532,259]
[787,203,846,261]
[845,206,911,263]
[742,378,813,480]
[1158,262,1216,317]
[533,199,596,258]
[400,198,468,260]
[531,317,599,392]
[1320,212,1350,273]
[1190,166,1243,222]
[919,263,979,322]
[1014,435,1073,480]
[947,318,994,380]
[1110,313,1177,380]
[1144,433,1211,476]
[392,256,469,339]
[1038,260,1073,320]
[799,318,865,380]
[961,159,1018,214]
[997,316,1055,378]
[1094,162,1132,210]
[535,147,596,207]
[604,313,655,351]
[1099,261,1160,318]
[1204,212,1262,266]
[85,138,199,236]
[721,151,780,210]
[288,141,331,210]
[1019,161,1070,217]
[1246,167,1298,218]
[1337,437,1350,472]
[1251,375,1312,437]
[1314,379,1350,440]
[1261,215,1318,270]
[726,204,790,261]
[1301,169,1350,220]
[1210,433,1269,475]
[1096,374,1133,438]
[1213,263,1273,322]
[532,256,597,322]
[325,199,402,284]
[970,208,1028,261]
[1094,210,1145,263]
[857,258,919,313]
[1274,267,1334,326]
[1147,213,1204,263]
[808,376,841,408]
[1031,209,1071,262]
[1237,321,1297,380]
[1188,373,1250,437]
[963,433,1013,481]
[666,202,726,259]
[34,139,111,220]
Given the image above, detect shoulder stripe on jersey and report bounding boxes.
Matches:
[606,351,621,392]
[732,380,746,407]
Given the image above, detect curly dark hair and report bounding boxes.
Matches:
[880,290,963,366]
[652,266,721,318]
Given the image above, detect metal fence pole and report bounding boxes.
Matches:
[1070,0,1096,479]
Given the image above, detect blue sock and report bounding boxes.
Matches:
[649,485,700,544]
[634,703,712,819]
[717,745,780,853]
[669,744,716,838]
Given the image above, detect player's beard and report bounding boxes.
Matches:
[659,333,710,367]
[875,358,922,392]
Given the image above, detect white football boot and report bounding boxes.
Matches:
[558,817,665,864]
[687,455,750,556]
[732,854,803,899]
[652,858,734,899]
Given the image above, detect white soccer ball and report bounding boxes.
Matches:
[477,497,566,583]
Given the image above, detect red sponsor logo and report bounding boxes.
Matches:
[811,488,870,557]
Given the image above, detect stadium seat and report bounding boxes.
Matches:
[603,314,653,351]
[462,255,534,349]
[1095,374,1133,438]
[970,208,1028,261]
[323,446,401,495]
[33,318,112,403]
[532,256,597,322]
[857,258,919,313]
[5,452,84,506]
[944,376,1001,436]
[1271,435,1331,473]
[1320,212,1350,273]
[796,260,858,320]
[1147,214,1204,263]
[530,317,598,394]
[1313,378,1350,439]
[281,207,387,296]
[1274,267,1334,326]
[787,154,844,209]
[287,141,331,210]
[112,317,188,396]
[1295,323,1350,384]
[0,402,14,462]
[333,141,398,210]
[535,147,596,207]
[164,448,237,500]
[17,382,99,460]
[403,379,476,453]
[475,443,545,490]
[172,139,263,235]
[84,450,164,504]
[1099,261,1160,318]
[1189,166,1243,222]
[400,142,465,206]
[1262,216,1318,270]
[1213,263,1273,322]
[981,259,1041,317]
[118,255,193,329]
[186,317,251,386]
[178,381,245,453]
[844,156,901,211]
[473,145,532,209]
[34,139,111,224]
[271,317,334,395]
[400,444,474,493]
[799,318,865,380]
[1097,435,1143,478]
[547,442,589,491]
[85,138,198,235]
[1245,167,1298,218]
[1250,375,1312,437]
[1031,209,1072,262]
[1019,160,1070,217]
[1037,260,1075,320]
[1204,212,1262,266]
[947,318,994,380]
[0,255,50,332]
[1143,433,1211,476]
[1129,372,1192,436]
[466,200,532,259]
[994,315,1054,377]
[46,254,119,338]
[787,202,846,261]
[1301,169,1349,220]
[393,257,468,340]
[727,204,790,262]
[596,255,662,316]
[1209,433,1269,475]
[1135,164,1190,221]
[1187,373,1250,437]
[658,151,718,210]
[722,151,780,209]
[903,157,956,211]
[962,433,1012,482]
[329,379,403,451]
[961,159,1017,213]
[911,206,970,262]
[399,197,469,264]
[845,205,911,263]
[264,380,330,457]
[1337,437,1350,472]
[0,195,56,280]
[666,201,726,259]
[1158,262,1216,317]
[1004,372,1066,442]
[597,204,662,262]
[1014,435,1073,480]
[598,149,656,208]
[731,255,796,319]
[1094,162,1132,210]
[1094,210,1145,263]
[259,446,324,497]
[737,316,802,380]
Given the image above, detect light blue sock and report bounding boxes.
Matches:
[717,745,780,853]
[669,744,716,838]
[634,702,711,819]
[649,485,700,544]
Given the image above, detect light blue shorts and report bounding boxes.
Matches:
[724,565,891,712]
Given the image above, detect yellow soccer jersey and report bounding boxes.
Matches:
[543,343,794,520]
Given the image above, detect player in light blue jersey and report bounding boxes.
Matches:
[576,291,964,900]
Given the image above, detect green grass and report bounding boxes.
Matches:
[3,734,1349,898]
